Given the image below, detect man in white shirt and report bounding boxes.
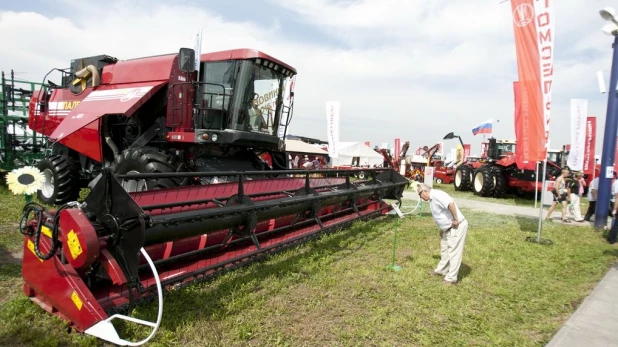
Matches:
[417,183,468,285]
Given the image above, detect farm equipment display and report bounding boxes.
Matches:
[1,70,47,172]
[453,137,562,198]
[380,141,454,184]
[17,46,409,345]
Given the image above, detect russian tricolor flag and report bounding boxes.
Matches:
[472,119,492,136]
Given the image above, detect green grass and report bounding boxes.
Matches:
[0,186,616,346]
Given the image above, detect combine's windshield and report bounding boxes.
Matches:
[196,59,292,136]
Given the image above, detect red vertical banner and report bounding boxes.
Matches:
[394,138,401,163]
[583,117,596,176]
[463,144,471,161]
[510,0,554,168]
[415,147,421,155]
[364,141,371,147]
[481,142,488,158]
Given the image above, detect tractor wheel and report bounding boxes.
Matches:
[454,165,472,191]
[111,147,182,192]
[491,166,508,198]
[473,165,494,197]
[36,155,81,205]
[436,178,443,184]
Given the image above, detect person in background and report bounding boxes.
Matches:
[584,169,599,222]
[608,182,618,245]
[567,171,585,222]
[417,183,468,285]
[545,168,571,223]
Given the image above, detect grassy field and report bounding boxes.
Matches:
[0,185,616,346]
[416,182,592,214]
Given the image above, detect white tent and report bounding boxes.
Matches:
[284,139,329,156]
[330,142,384,167]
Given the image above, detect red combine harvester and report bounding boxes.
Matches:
[20,47,408,345]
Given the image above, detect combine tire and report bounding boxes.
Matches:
[491,166,508,198]
[454,165,472,191]
[36,155,81,205]
[111,147,181,192]
[473,165,494,197]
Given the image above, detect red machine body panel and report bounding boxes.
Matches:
[49,81,167,141]
[21,235,108,332]
[44,81,166,161]
[101,54,176,85]
[201,49,297,73]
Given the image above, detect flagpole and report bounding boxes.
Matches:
[534,161,539,209]
[537,158,548,242]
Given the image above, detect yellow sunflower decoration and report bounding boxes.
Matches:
[5,166,46,201]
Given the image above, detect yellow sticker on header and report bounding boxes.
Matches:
[41,226,52,238]
[26,239,43,262]
[66,230,83,260]
[71,290,83,310]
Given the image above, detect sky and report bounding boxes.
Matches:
[0,0,615,157]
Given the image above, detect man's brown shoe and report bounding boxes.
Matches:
[443,280,457,285]
[428,270,443,276]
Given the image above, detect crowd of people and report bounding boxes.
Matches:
[544,167,618,245]
[288,154,326,169]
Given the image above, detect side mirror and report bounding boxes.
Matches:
[178,48,196,73]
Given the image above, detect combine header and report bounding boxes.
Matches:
[20,167,406,345]
[18,46,409,345]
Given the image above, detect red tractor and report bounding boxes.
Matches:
[19,47,408,343]
[454,137,562,198]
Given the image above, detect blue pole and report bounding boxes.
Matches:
[595,35,618,229]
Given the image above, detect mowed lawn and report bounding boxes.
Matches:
[0,185,616,346]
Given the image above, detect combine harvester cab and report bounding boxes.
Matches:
[19,46,409,345]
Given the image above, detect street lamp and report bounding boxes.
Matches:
[595,6,618,230]
[443,132,464,147]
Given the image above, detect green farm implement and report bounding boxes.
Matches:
[0,70,48,173]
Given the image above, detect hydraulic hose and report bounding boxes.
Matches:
[19,202,78,261]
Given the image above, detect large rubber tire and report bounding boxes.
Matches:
[491,166,508,198]
[111,147,181,192]
[454,165,472,191]
[473,165,494,197]
[36,155,81,205]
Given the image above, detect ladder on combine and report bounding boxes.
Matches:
[0,70,48,172]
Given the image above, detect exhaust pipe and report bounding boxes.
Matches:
[74,65,100,87]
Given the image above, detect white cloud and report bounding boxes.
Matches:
[0,0,614,157]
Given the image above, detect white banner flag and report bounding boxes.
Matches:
[567,99,588,171]
[326,101,340,158]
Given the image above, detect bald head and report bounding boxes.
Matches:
[416,183,432,192]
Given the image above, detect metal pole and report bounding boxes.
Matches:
[537,159,548,242]
[595,35,618,229]
[535,161,539,209]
